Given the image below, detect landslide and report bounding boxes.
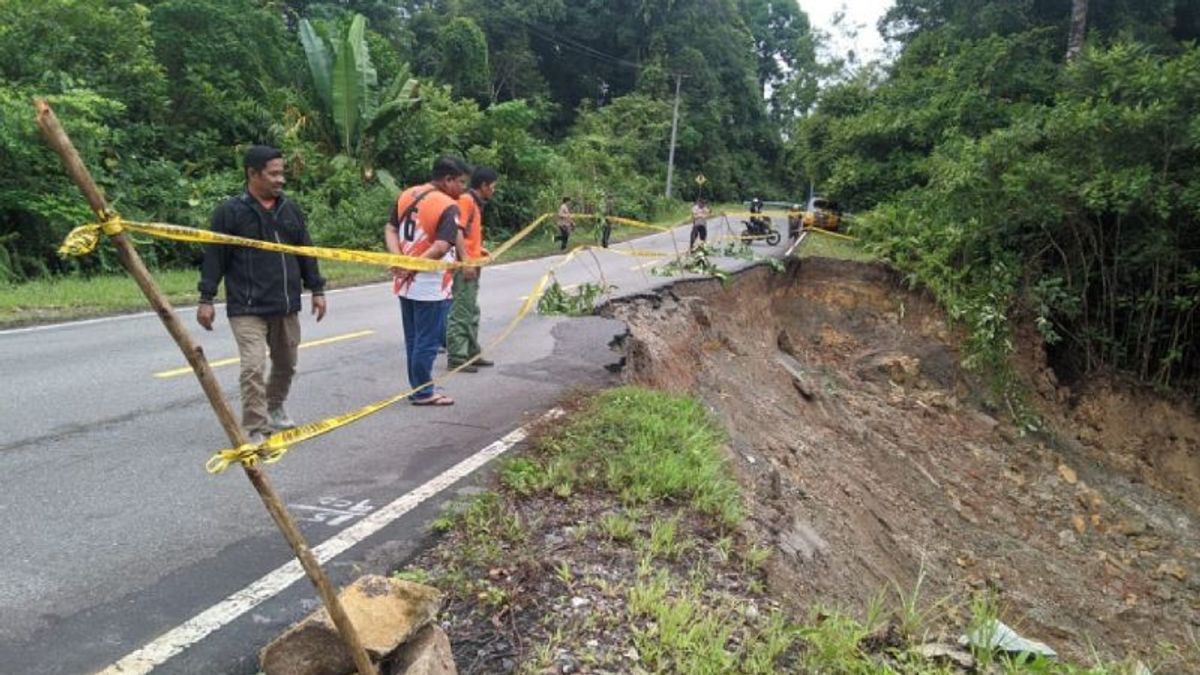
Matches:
[604,258,1200,665]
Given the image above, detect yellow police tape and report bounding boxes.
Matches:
[60,210,675,271]
[205,242,670,473]
[62,217,465,272]
[57,205,854,472]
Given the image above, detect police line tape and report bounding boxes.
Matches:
[205,242,671,473]
[59,206,853,472]
[58,209,673,271]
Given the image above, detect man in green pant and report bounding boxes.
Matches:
[447,167,498,371]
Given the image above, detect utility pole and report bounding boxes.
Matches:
[665,72,682,199]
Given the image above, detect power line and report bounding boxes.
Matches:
[495,15,644,71]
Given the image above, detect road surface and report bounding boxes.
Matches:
[0,217,783,673]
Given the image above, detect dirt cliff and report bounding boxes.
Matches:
[605,259,1200,665]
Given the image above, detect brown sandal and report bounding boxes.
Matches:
[411,393,454,406]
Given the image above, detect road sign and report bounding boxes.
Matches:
[694,174,707,186]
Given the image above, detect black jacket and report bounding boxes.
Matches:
[198,192,325,316]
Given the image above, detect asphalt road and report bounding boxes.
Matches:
[0,217,783,674]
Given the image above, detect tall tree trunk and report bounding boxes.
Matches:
[1067,0,1089,62]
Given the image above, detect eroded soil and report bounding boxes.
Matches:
[606,259,1200,666]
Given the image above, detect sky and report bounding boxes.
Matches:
[800,0,895,63]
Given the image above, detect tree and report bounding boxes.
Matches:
[1067,0,1089,62]
[435,17,491,102]
[299,14,421,184]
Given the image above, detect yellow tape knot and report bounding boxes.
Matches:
[58,215,125,258]
[205,437,290,475]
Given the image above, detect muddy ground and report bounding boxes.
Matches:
[605,258,1200,666]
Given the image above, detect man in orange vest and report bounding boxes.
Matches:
[385,156,469,406]
[447,166,498,371]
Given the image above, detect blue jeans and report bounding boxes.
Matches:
[400,297,449,400]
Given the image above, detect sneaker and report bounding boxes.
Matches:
[472,357,495,367]
[268,407,296,431]
[248,431,269,446]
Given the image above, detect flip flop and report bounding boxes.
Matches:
[411,393,454,406]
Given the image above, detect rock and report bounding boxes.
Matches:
[1057,464,1078,485]
[1115,517,1149,537]
[1071,514,1087,535]
[570,596,591,609]
[1058,529,1077,547]
[861,351,922,386]
[778,518,830,561]
[1156,560,1189,582]
[388,624,456,675]
[260,575,442,675]
[774,353,817,401]
[913,643,975,670]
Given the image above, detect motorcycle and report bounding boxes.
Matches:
[740,214,781,246]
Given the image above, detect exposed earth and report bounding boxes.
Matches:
[609,259,1200,666]
[398,257,1200,673]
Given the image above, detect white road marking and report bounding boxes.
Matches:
[98,408,562,675]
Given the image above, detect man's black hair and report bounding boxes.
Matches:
[244,145,282,179]
[470,166,498,189]
[561,196,571,204]
[431,155,470,181]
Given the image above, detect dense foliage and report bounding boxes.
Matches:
[4,0,1196,394]
[791,0,1200,393]
[0,0,813,281]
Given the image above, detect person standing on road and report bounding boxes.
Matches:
[689,197,710,251]
[197,145,327,443]
[447,167,497,372]
[598,192,614,248]
[556,196,574,251]
[386,156,469,406]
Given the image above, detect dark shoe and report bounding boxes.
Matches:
[448,360,479,373]
[472,357,495,367]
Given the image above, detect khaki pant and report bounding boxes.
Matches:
[229,314,300,435]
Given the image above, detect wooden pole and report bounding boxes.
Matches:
[34,99,376,675]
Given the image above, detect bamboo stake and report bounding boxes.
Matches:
[34,99,376,675]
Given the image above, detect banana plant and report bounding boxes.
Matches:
[299,13,420,187]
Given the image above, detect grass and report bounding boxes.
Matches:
[794,228,877,262]
[513,386,743,528]
[396,386,1192,674]
[0,259,385,328]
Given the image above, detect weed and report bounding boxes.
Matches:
[391,567,432,584]
[537,277,614,316]
[499,457,543,495]
[798,608,875,673]
[599,511,637,542]
[742,544,772,573]
[555,560,574,587]
[531,387,742,527]
[714,535,735,564]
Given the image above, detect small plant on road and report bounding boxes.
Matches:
[537,276,614,316]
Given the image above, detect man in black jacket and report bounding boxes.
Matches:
[197,145,327,442]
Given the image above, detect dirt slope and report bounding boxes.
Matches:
[604,259,1200,666]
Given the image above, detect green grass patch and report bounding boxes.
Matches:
[794,230,876,262]
[503,386,742,528]
[0,259,385,328]
[627,569,799,674]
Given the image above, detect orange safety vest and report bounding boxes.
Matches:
[392,184,458,299]
[457,191,485,261]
